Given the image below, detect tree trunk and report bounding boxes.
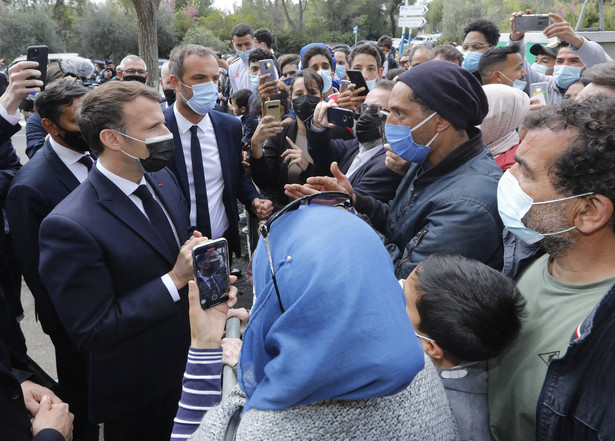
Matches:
[132,0,160,89]
[280,0,298,31]
[299,0,306,32]
[54,0,66,51]
[273,0,279,51]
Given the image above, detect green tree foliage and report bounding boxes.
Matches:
[182,26,232,52]
[76,2,138,61]
[0,5,63,60]
[158,2,181,57]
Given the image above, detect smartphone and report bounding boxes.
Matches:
[327,107,354,127]
[341,80,351,92]
[264,99,282,122]
[530,82,548,106]
[514,15,550,31]
[192,238,230,310]
[26,45,48,91]
[259,59,279,93]
[346,70,369,96]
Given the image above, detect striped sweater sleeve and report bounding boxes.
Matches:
[170,347,223,440]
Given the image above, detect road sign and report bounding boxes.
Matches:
[400,5,428,17]
[353,26,358,34]
[398,16,426,28]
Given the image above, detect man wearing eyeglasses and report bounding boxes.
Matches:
[460,19,500,73]
[117,54,148,84]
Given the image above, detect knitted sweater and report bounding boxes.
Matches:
[190,355,459,440]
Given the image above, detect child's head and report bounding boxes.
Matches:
[403,254,526,366]
[231,89,253,116]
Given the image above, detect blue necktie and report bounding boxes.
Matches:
[133,185,179,257]
[190,125,212,237]
[78,155,94,170]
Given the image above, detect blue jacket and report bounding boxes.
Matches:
[355,128,503,279]
[535,281,615,441]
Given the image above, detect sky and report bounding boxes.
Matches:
[212,0,236,13]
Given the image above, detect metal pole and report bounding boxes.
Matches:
[399,0,409,59]
[575,0,591,31]
[221,317,241,398]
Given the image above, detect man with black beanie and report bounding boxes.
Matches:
[286,60,504,278]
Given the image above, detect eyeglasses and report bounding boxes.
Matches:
[357,103,390,119]
[123,69,147,75]
[415,331,436,343]
[260,192,354,313]
[461,43,490,52]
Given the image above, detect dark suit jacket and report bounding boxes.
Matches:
[25,112,47,159]
[306,126,403,202]
[164,106,260,256]
[38,166,191,422]
[6,140,80,342]
[0,115,22,202]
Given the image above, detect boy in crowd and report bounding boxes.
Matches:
[230,88,253,143]
[403,254,526,441]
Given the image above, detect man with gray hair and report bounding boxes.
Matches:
[165,44,272,258]
[117,54,148,83]
[577,60,615,98]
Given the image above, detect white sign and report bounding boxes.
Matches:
[400,5,428,17]
[398,16,427,28]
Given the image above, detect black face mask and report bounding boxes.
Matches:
[163,89,176,105]
[54,121,90,153]
[292,95,320,122]
[355,109,383,144]
[115,131,175,173]
[123,75,147,84]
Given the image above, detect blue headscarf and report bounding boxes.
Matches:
[238,205,424,412]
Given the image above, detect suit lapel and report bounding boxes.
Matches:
[164,106,191,206]
[209,111,234,216]
[90,167,175,265]
[43,140,81,192]
[146,172,190,243]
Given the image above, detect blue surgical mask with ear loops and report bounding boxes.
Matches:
[317,69,332,93]
[335,64,347,79]
[179,80,218,115]
[553,65,582,89]
[462,51,482,72]
[384,112,439,164]
[531,63,550,75]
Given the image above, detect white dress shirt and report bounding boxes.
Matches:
[96,161,181,301]
[49,137,93,183]
[345,143,384,179]
[0,103,21,126]
[173,105,229,239]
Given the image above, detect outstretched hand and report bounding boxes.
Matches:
[284,162,354,201]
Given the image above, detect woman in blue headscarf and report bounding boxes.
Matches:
[174,199,458,440]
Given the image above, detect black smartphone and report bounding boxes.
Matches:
[26,45,48,91]
[192,238,230,310]
[346,70,369,96]
[259,59,279,93]
[514,15,550,31]
[328,107,354,127]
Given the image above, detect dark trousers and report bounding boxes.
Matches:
[103,387,181,441]
[53,338,99,441]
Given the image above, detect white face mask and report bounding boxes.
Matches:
[497,170,593,244]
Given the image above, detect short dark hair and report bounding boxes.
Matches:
[168,44,217,82]
[431,44,464,66]
[414,254,526,361]
[290,69,323,97]
[301,45,333,71]
[583,61,615,89]
[254,28,273,48]
[524,95,615,228]
[78,81,160,155]
[35,79,89,124]
[248,48,271,64]
[231,23,253,39]
[463,19,501,47]
[349,43,382,69]
[386,68,405,81]
[478,45,520,81]
[231,88,253,109]
[377,35,393,50]
[334,46,350,60]
[278,54,300,72]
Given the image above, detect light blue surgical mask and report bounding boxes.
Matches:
[365,79,377,91]
[249,74,260,91]
[317,69,332,93]
[335,63,347,80]
[236,48,253,63]
[499,71,527,91]
[553,65,582,89]
[384,112,438,164]
[531,63,550,75]
[462,51,482,72]
[497,170,593,244]
[179,80,218,115]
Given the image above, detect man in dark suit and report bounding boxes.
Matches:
[39,81,208,441]
[164,44,272,257]
[6,80,99,441]
[306,80,403,202]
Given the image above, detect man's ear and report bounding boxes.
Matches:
[99,129,123,152]
[574,194,614,234]
[434,114,451,133]
[170,74,181,92]
[41,118,59,137]
[420,338,446,361]
[378,65,384,79]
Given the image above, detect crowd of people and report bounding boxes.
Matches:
[1,7,615,441]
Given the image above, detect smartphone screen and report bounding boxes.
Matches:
[26,45,48,91]
[192,239,230,310]
[346,70,369,96]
